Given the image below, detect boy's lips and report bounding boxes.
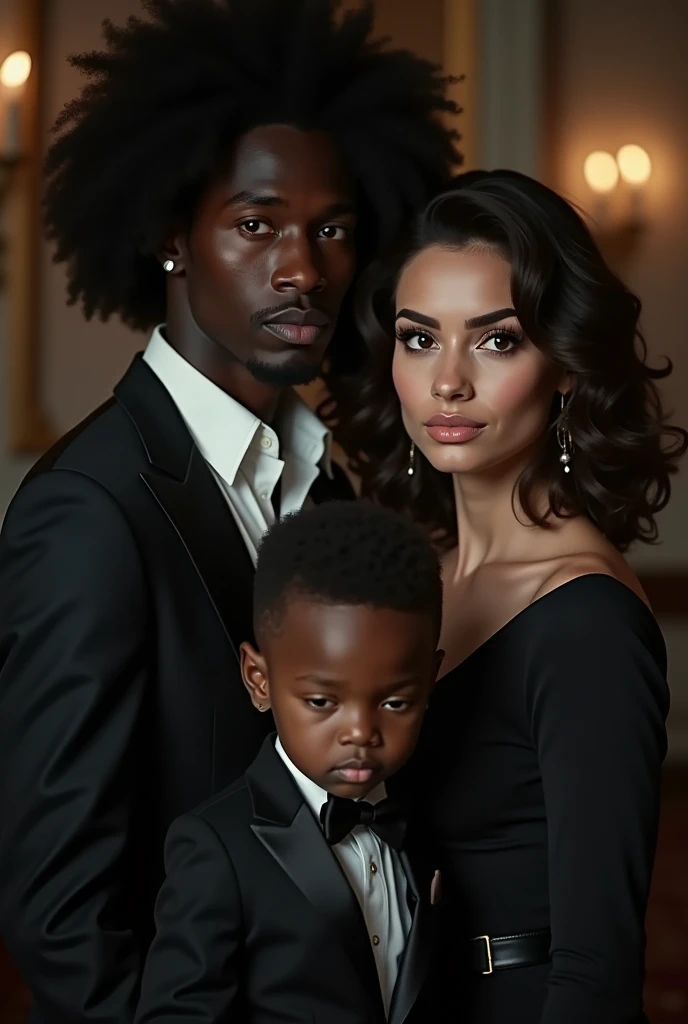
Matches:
[331,759,379,784]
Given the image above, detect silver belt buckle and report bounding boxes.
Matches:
[474,934,493,975]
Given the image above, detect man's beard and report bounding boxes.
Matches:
[245,355,321,387]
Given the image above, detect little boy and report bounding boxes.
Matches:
[135,500,443,1024]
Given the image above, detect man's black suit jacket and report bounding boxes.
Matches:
[135,736,436,1024]
[0,355,351,1024]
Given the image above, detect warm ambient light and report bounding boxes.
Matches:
[617,144,652,186]
[0,50,32,89]
[583,151,619,194]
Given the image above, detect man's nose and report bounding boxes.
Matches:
[271,235,325,295]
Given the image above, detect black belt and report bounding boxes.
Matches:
[470,929,551,975]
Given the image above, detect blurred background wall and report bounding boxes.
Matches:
[0,0,686,1019]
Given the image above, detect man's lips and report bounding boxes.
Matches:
[262,323,324,345]
[424,413,486,444]
[264,308,330,327]
[261,306,330,346]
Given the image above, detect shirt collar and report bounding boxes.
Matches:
[142,326,332,486]
[274,737,387,823]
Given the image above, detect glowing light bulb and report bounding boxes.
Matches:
[0,50,32,89]
[617,144,651,186]
[583,151,619,193]
[583,151,619,194]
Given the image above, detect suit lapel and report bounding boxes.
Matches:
[388,850,435,1024]
[247,739,384,1018]
[114,355,255,658]
[141,447,256,655]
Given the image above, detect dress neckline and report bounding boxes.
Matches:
[438,572,658,683]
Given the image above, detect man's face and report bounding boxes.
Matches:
[175,124,357,387]
[241,601,441,799]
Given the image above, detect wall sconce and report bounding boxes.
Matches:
[583,150,619,194]
[583,144,652,270]
[0,49,32,182]
[0,49,32,289]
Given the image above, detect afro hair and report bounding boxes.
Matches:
[44,0,460,335]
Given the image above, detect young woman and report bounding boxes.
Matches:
[333,170,687,1023]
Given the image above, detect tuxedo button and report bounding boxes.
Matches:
[372,935,380,946]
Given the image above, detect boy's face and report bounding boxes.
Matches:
[241,601,442,799]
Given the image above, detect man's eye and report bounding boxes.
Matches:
[241,219,272,235]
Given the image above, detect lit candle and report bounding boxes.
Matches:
[1,50,32,159]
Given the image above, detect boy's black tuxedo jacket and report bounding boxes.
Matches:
[135,736,437,1024]
[0,355,352,1024]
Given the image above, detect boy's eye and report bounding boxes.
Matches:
[306,697,334,709]
[382,699,409,711]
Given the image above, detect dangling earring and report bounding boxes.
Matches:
[557,393,573,474]
[407,442,416,477]
[163,259,175,273]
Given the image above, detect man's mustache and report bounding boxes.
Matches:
[250,300,331,326]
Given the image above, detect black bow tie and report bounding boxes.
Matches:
[320,794,407,850]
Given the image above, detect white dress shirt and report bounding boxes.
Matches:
[275,738,412,1017]
[142,326,332,564]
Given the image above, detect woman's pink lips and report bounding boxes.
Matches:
[425,423,485,443]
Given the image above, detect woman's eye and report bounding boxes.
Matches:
[241,219,273,235]
[400,330,438,351]
[306,697,333,709]
[479,331,520,354]
[319,225,349,240]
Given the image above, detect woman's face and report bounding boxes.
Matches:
[392,244,564,479]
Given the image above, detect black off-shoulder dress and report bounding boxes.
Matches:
[415,574,669,1024]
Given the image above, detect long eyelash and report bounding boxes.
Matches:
[394,325,436,348]
[480,325,525,356]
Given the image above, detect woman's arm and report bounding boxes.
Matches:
[525,581,668,1024]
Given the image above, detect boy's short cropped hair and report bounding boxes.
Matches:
[254,499,443,640]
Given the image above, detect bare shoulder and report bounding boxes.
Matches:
[530,551,650,609]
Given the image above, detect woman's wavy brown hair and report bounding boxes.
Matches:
[322,169,687,552]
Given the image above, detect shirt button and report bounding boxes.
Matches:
[260,436,272,450]
[261,493,268,501]
[372,935,380,946]
[370,862,377,874]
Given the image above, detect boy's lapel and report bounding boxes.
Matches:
[387,849,436,1024]
[246,738,384,1018]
